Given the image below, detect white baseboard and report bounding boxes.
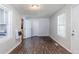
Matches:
[50,36,72,53]
[7,40,22,54]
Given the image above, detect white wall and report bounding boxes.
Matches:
[38,18,49,36]
[0,5,22,54]
[24,18,49,38]
[49,5,72,53]
[31,18,49,36]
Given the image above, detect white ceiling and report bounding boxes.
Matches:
[11,4,65,18]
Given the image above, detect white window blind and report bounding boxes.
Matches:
[0,7,8,36]
[57,13,66,37]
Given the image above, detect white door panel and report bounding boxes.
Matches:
[71,5,79,53]
[24,20,32,38]
[31,20,39,36]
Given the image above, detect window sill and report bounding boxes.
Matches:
[0,35,7,38]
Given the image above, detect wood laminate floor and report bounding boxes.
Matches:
[13,36,71,54]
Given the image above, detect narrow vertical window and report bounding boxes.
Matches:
[0,7,8,36]
[57,13,66,37]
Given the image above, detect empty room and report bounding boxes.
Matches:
[0,4,79,54]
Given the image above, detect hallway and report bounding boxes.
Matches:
[14,36,70,54]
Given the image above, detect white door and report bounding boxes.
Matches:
[31,20,39,36]
[71,5,79,53]
[24,20,32,38]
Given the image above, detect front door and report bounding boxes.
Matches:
[71,5,79,53]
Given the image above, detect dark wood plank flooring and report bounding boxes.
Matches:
[13,36,71,54]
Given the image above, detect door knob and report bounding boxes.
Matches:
[72,33,75,36]
[72,30,75,32]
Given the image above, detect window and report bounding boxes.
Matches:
[0,7,8,36]
[57,13,66,37]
